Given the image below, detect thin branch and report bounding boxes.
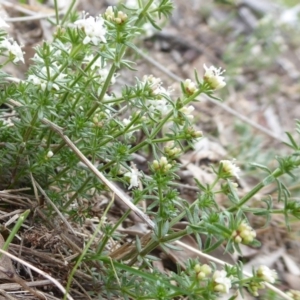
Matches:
[5,14,58,23]
[0,249,74,300]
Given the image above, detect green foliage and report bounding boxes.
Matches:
[0,1,299,299]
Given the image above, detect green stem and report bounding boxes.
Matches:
[86,64,117,119]
[151,135,186,143]
[0,210,30,257]
[228,168,284,212]
[53,0,59,25]
[10,107,41,187]
[136,0,155,27]
[160,228,189,243]
[60,0,77,25]
[96,198,142,255]
[63,196,114,300]
[157,184,163,238]
[63,176,92,209]
[128,228,191,266]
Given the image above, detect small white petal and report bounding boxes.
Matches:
[203,64,226,90]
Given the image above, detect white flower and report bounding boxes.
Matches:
[256,266,277,284]
[220,160,240,179]
[152,156,172,173]
[142,75,172,115]
[203,64,226,90]
[123,118,131,126]
[142,75,170,115]
[105,6,115,21]
[0,17,9,28]
[147,99,170,115]
[27,74,46,91]
[0,38,24,63]
[232,221,256,244]
[213,270,232,294]
[47,151,54,158]
[142,75,170,97]
[124,167,141,189]
[183,79,197,95]
[74,14,107,45]
[180,105,195,120]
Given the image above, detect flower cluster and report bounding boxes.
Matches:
[0,37,24,63]
[152,157,172,173]
[203,64,226,90]
[286,289,300,300]
[219,159,240,179]
[256,265,277,284]
[142,75,171,115]
[142,75,171,98]
[249,266,277,296]
[105,6,128,24]
[232,221,256,244]
[194,264,212,280]
[74,13,107,45]
[164,143,182,159]
[212,270,232,294]
[183,78,198,95]
[183,126,203,140]
[179,105,195,120]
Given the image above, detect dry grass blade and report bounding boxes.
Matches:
[0,289,17,300]
[0,249,74,300]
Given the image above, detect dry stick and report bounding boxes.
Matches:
[0,0,40,16]
[5,14,58,22]
[134,47,286,143]
[0,280,52,290]
[0,289,17,300]
[0,249,74,300]
[0,265,44,300]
